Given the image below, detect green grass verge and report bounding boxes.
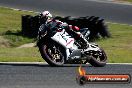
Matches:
[117,0,132,3]
[127,0,132,2]
[123,0,132,3]
[0,47,43,62]
[0,7,132,62]
[96,23,132,63]
[0,7,36,33]
[0,7,36,47]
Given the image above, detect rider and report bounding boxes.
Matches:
[40,11,88,49]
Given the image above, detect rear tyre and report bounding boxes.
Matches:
[88,49,107,67]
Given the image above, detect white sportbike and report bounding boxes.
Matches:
[37,24,107,67]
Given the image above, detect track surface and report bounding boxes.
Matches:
[0,0,132,24]
[0,63,131,88]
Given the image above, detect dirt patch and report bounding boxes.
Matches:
[0,36,11,47]
[17,43,36,48]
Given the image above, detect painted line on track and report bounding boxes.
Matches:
[0,62,132,65]
[0,62,47,65]
[0,6,39,14]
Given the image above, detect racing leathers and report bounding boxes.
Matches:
[45,18,88,49]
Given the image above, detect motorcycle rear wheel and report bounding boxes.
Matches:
[88,48,107,67]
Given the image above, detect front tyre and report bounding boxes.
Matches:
[39,43,65,66]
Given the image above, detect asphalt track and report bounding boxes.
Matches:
[0,63,132,88]
[0,0,132,24]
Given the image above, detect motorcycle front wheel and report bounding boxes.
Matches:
[39,43,65,66]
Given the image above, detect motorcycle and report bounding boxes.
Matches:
[37,24,107,67]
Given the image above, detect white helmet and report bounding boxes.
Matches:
[42,11,52,19]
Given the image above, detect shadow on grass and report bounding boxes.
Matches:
[4,30,36,38]
[3,30,36,47]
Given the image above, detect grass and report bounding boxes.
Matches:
[117,0,132,3]
[0,7,43,62]
[4,31,35,47]
[0,47,43,62]
[123,0,132,2]
[126,0,132,2]
[96,23,132,63]
[0,7,36,33]
[0,7,132,62]
[0,7,36,47]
